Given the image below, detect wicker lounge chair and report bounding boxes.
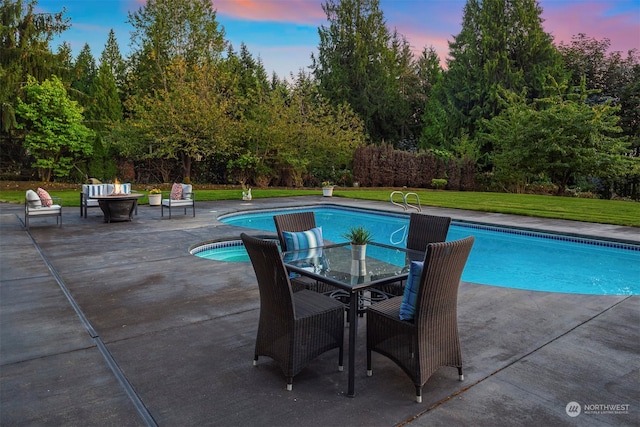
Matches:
[241,233,345,391]
[375,213,452,297]
[366,236,474,402]
[273,212,336,293]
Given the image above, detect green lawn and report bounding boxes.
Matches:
[2,186,638,227]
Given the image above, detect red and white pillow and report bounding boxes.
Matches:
[170,183,183,200]
[36,187,53,207]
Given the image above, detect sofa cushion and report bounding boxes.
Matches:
[162,199,193,206]
[37,187,53,207]
[399,261,424,321]
[26,189,42,208]
[84,184,107,197]
[27,205,61,215]
[105,183,132,195]
[181,184,192,200]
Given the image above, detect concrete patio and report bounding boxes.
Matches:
[1,196,638,426]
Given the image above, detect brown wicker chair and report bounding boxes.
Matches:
[241,233,345,391]
[273,212,336,293]
[406,213,452,252]
[366,236,474,402]
[376,213,452,297]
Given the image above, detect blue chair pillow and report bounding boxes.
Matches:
[282,226,323,251]
[399,261,424,321]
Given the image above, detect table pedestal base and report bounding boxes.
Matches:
[98,198,138,222]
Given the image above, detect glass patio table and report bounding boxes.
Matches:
[282,242,423,397]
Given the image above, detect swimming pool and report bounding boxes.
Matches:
[201,206,640,295]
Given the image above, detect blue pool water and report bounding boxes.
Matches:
[205,206,639,295]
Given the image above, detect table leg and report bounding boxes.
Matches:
[347,291,358,397]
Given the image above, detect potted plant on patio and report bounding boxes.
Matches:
[322,181,334,197]
[342,225,373,260]
[148,188,162,206]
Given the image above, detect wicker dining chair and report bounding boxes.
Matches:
[241,233,345,391]
[366,236,474,403]
[375,213,452,297]
[406,213,452,252]
[273,211,336,293]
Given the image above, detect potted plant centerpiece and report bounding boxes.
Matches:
[342,225,373,260]
[322,181,334,197]
[148,188,162,206]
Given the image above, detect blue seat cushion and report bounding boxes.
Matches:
[399,261,424,321]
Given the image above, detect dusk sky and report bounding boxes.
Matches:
[39,0,640,78]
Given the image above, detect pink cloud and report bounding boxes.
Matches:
[212,0,325,24]
[542,2,639,53]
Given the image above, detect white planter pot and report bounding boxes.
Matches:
[350,259,367,276]
[351,244,367,260]
[148,194,162,206]
[322,187,334,197]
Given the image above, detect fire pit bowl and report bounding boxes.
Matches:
[93,193,144,223]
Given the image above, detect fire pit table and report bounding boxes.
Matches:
[93,193,144,223]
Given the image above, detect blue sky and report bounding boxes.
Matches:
[39,0,640,78]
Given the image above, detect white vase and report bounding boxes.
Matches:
[148,194,161,206]
[350,259,367,276]
[351,244,367,260]
[322,186,334,197]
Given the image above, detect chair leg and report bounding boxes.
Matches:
[338,344,344,371]
[286,377,293,391]
[415,386,422,403]
[458,367,464,381]
[366,350,372,376]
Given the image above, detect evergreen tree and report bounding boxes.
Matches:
[88,62,123,127]
[71,43,97,97]
[312,0,395,143]
[0,0,69,176]
[0,0,69,133]
[442,0,565,150]
[413,46,446,148]
[127,0,226,95]
[100,29,126,91]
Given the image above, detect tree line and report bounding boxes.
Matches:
[1,0,638,199]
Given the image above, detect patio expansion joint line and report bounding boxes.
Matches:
[399,295,635,427]
[26,229,158,427]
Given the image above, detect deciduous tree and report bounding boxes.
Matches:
[120,59,235,180]
[484,86,632,194]
[16,75,94,181]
